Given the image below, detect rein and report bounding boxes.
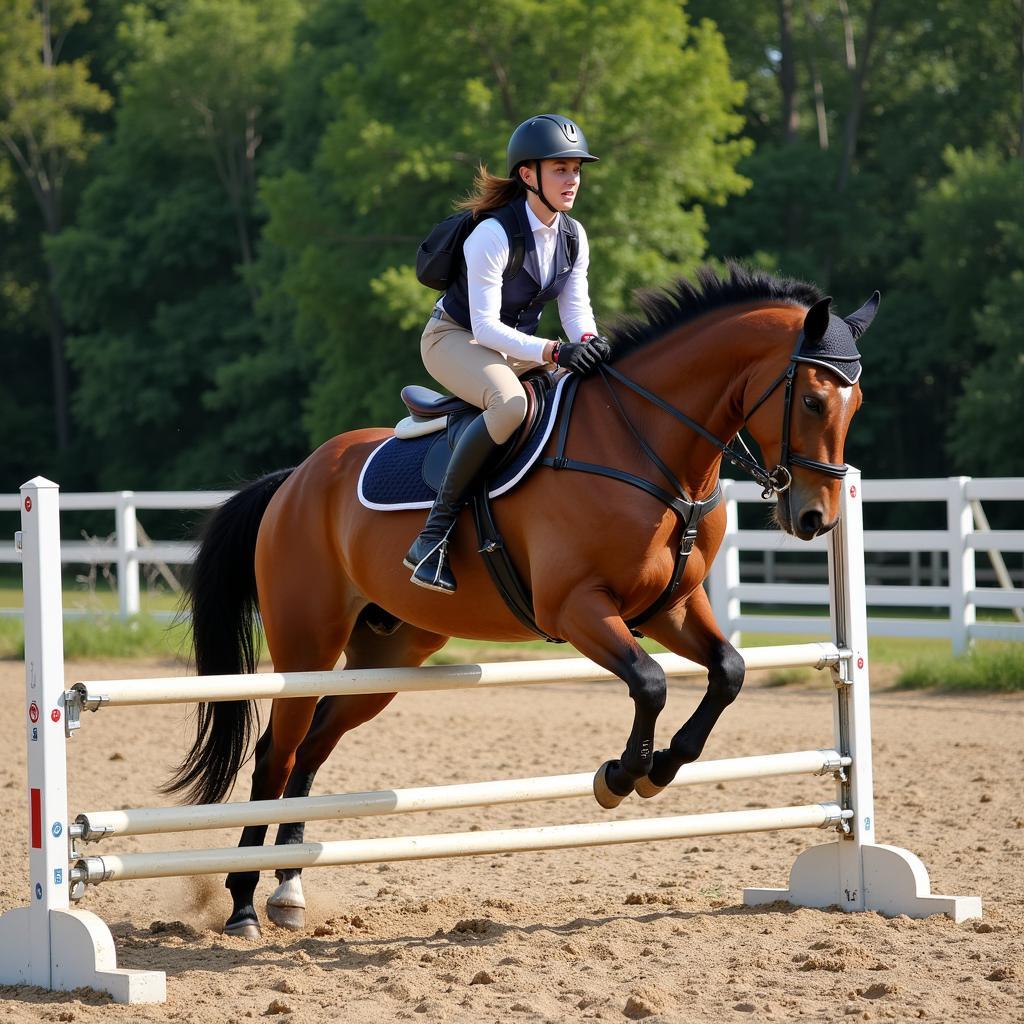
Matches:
[599,329,849,500]
[475,330,850,643]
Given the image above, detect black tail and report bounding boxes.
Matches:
[163,468,294,804]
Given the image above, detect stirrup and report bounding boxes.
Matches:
[404,528,457,594]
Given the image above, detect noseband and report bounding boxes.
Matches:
[599,330,849,501]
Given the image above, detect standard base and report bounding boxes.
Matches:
[0,906,166,1004]
[743,842,982,923]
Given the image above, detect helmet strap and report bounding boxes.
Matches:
[524,160,559,215]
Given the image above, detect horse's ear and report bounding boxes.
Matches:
[844,290,881,340]
[803,296,832,342]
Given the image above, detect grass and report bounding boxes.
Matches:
[0,583,1019,691]
[0,614,191,661]
[894,643,1024,693]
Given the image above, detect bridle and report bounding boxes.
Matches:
[521,329,851,641]
[598,329,849,503]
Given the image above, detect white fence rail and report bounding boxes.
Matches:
[1,478,1021,650]
[708,476,1023,652]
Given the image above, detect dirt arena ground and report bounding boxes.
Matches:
[1,655,1022,1023]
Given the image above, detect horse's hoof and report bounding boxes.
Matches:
[593,760,631,809]
[633,775,666,799]
[266,901,306,931]
[223,917,262,941]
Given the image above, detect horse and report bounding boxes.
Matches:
[168,264,878,938]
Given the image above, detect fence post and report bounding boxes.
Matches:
[744,467,982,921]
[0,479,71,987]
[115,492,139,619]
[946,477,975,654]
[0,480,165,1002]
[827,467,875,899]
[708,479,740,645]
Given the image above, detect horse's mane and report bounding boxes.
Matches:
[606,262,823,359]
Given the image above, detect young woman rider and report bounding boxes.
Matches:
[404,113,612,594]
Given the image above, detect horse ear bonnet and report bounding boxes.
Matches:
[796,291,880,386]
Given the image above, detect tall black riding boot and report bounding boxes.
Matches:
[403,414,501,594]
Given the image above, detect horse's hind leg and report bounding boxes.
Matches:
[266,618,448,930]
[633,588,745,797]
[223,581,355,936]
[223,692,323,937]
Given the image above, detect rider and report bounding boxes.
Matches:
[404,114,613,594]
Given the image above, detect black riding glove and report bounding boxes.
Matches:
[553,337,612,376]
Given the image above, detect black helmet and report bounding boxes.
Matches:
[506,114,599,176]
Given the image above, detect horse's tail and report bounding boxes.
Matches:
[163,468,294,805]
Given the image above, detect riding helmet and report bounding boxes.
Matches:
[506,114,599,176]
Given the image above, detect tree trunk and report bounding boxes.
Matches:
[779,0,800,144]
[1018,0,1024,160]
[45,242,72,453]
[39,177,72,453]
[836,0,883,194]
[779,0,802,253]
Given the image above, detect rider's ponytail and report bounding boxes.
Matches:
[455,163,525,215]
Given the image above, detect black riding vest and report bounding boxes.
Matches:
[441,199,578,336]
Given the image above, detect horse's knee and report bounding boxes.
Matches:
[708,644,745,705]
[628,660,667,716]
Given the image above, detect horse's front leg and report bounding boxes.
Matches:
[633,587,745,798]
[556,594,667,809]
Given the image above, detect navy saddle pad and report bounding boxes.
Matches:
[358,374,569,510]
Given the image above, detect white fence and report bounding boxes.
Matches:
[2,477,1021,651]
[709,477,1023,651]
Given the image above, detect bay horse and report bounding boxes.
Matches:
[169,265,878,938]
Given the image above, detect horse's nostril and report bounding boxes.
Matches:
[799,509,824,536]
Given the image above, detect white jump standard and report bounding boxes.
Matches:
[0,472,981,1005]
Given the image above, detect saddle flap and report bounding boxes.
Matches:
[421,376,547,493]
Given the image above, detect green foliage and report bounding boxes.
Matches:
[0,0,113,192]
[690,0,1024,481]
[2,0,1023,490]
[49,0,307,487]
[896,644,1024,692]
[256,0,750,441]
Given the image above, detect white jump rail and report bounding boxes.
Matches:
[68,643,840,709]
[74,804,851,883]
[0,471,981,1006]
[72,749,849,840]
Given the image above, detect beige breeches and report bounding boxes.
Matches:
[420,316,539,444]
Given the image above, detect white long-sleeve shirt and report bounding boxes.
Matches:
[441,203,599,364]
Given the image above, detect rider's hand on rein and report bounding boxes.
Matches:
[552,336,612,376]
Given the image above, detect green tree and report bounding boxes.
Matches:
[50,0,303,488]
[909,149,1024,475]
[257,0,751,445]
[0,0,111,454]
[691,0,1024,478]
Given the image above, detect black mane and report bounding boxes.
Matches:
[606,262,823,359]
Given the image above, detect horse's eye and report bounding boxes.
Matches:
[803,396,824,414]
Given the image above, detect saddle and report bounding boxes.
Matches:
[399,371,555,491]
[360,369,722,646]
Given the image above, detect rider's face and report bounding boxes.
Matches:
[520,159,583,217]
